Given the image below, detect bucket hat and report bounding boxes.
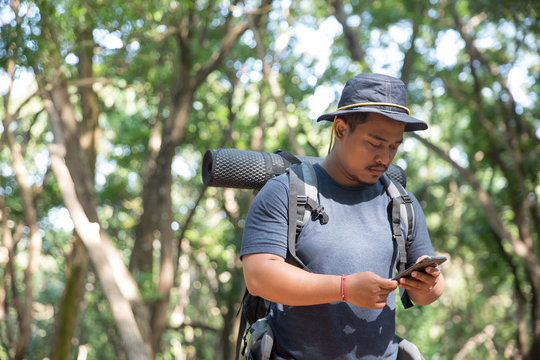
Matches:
[316,73,428,131]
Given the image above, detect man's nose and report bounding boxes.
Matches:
[374,147,392,165]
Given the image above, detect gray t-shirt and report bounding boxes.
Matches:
[241,164,434,359]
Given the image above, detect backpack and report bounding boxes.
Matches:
[227,150,416,360]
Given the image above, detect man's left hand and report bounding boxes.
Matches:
[398,256,445,305]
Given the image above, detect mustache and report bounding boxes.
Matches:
[367,164,388,171]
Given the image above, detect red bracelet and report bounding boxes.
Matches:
[341,274,346,301]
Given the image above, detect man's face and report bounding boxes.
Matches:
[333,113,406,186]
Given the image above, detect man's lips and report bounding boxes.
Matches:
[367,165,388,175]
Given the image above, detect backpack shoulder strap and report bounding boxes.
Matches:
[287,162,328,270]
[235,289,271,359]
[275,149,302,165]
[235,291,248,359]
[236,154,324,359]
[235,160,329,359]
[381,173,415,268]
[380,172,415,309]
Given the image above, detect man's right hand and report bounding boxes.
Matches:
[345,272,398,309]
[243,254,398,308]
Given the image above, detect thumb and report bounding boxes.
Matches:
[379,278,398,290]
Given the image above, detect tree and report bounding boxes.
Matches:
[2,0,272,358]
[0,0,538,359]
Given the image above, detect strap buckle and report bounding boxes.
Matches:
[401,194,412,204]
[296,195,329,225]
[296,195,307,207]
[305,197,329,224]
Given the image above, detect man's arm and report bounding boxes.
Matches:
[242,253,399,309]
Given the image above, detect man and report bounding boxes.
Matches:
[241,73,445,359]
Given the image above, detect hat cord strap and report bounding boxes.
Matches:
[327,116,337,154]
[337,102,410,115]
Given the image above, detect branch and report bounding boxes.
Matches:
[410,133,539,278]
[454,324,497,360]
[167,321,220,333]
[193,22,249,89]
[329,0,365,62]
[193,0,273,89]
[248,13,305,155]
[400,8,425,85]
[450,6,528,141]
[175,184,208,286]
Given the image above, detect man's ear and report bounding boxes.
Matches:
[334,117,348,139]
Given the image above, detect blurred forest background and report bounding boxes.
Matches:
[0,0,539,359]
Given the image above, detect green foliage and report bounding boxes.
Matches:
[1,0,538,359]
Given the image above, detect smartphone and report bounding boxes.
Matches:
[393,256,447,281]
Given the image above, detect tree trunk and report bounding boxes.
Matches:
[130,2,273,353]
[49,143,152,360]
[51,24,100,360]
[44,80,153,359]
[50,238,88,360]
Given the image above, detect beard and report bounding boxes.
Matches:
[343,164,388,186]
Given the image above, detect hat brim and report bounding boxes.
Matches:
[316,107,428,132]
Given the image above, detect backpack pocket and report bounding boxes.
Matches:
[246,317,274,360]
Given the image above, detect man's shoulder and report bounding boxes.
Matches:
[261,173,289,192]
[251,174,289,209]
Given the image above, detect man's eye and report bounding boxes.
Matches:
[369,142,381,148]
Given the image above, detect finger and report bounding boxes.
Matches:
[411,271,430,282]
[379,286,397,295]
[398,283,424,292]
[403,276,437,294]
[399,277,428,291]
[379,279,398,290]
[412,270,439,285]
[424,266,441,276]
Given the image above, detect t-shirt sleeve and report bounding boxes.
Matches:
[406,191,436,267]
[240,176,289,260]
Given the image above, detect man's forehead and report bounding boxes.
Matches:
[367,132,404,143]
[359,114,406,141]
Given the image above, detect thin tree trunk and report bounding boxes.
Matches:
[0,196,24,359]
[2,57,43,360]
